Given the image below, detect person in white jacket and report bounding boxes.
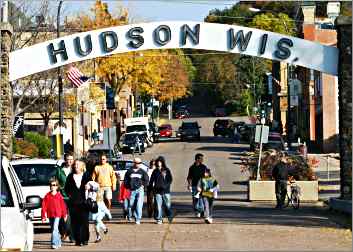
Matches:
[86,181,112,243]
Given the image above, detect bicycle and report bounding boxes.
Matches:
[284,178,301,209]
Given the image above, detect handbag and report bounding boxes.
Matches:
[85,198,98,213]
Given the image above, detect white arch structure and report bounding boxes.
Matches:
[9,21,338,81]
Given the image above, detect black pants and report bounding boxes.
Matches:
[275,180,287,207]
[147,189,155,218]
[70,204,89,245]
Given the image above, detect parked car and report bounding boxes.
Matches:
[175,109,190,119]
[86,144,121,164]
[178,121,201,141]
[149,122,160,142]
[124,117,154,147]
[159,124,173,138]
[111,159,153,204]
[214,107,226,117]
[119,132,146,154]
[263,132,286,151]
[213,119,235,137]
[10,159,63,224]
[1,156,42,251]
[239,124,256,142]
[113,159,152,181]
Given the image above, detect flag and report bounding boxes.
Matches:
[67,66,90,88]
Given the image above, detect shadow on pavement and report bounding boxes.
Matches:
[196,145,249,153]
[170,202,347,229]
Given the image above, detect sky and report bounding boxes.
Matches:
[63,0,237,22]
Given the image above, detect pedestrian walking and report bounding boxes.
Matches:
[92,154,117,210]
[147,159,156,218]
[187,153,208,217]
[92,129,99,145]
[124,157,149,225]
[272,155,289,209]
[118,180,131,221]
[197,169,219,224]
[233,126,240,143]
[133,135,142,155]
[149,156,173,224]
[64,140,74,154]
[55,152,74,242]
[86,181,112,243]
[64,160,91,246]
[41,178,68,249]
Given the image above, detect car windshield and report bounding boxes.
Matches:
[126,125,147,133]
[159,126,170,131]
[215,120,230,126]
[13,163,58,187]
[124,134,142,141]
[1,168,14,207]
[182,123,198,128]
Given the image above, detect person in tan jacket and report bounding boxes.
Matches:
[92,154,117,209]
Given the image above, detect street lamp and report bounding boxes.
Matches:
[57,0,64,131]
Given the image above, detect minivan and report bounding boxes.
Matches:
[1,156,42,251]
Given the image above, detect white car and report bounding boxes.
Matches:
[10,158,63,223]
[112,159,153,204]
[1,156,41,251]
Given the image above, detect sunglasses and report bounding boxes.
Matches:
[50,184,58,187]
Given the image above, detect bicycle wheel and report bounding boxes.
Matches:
[290,192,300,209]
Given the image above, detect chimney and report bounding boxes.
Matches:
[301,2,316,24]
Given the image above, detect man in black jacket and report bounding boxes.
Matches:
[187,153,208,217]
[149,156,173,224]
[272,156,289,209]
[124,157,149,224]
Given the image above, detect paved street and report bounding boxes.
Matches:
[33,117,352,251]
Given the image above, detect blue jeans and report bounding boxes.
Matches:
[129,187,144,221]
[49,217,61,248]
[123,198,132,219]
[192,186,204,214]
[94,212,107,236]
[155,193,172,221]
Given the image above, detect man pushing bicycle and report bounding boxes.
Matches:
[272,155,289,209]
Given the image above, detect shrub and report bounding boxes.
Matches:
[24,132,51,158]
[15,139,39,158]
[240,149,317,181]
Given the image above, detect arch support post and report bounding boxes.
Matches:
[335,16,352,200]
[0,23,13,159]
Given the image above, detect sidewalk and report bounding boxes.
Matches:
[33,200,352,251]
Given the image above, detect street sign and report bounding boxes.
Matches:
[255,125,269,143]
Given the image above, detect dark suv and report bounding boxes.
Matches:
[178,122,201,141]
[213,119,234,137]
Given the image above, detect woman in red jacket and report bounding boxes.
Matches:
[42,178,68,249]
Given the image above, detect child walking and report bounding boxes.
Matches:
[41,178,68,249]
[86,181,112,243]
[118,180,131,221]
[197,169,219,224]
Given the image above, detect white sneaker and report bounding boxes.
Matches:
[156,220,163,225]
[135,221,141,225]
[208,218,213,224]
[195,213,201,218]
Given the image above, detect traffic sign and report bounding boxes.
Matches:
[255,125,269,143]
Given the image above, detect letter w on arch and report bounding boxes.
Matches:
[9,21,338,81]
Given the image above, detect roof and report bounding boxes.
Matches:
[10,158,62,166]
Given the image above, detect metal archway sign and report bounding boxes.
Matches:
[9,21,338,81]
